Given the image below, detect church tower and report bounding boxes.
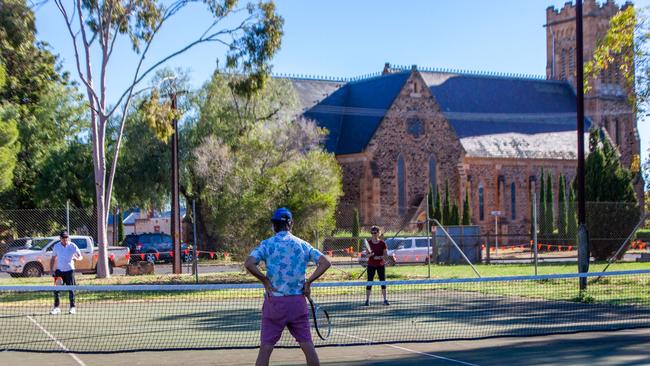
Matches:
[545,0,640,172]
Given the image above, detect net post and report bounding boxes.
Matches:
[486,233,491,264]
[192,199,198,284]
[532,191,538,276]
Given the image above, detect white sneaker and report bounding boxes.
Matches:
[69,307,76,315]
[50,307,60,315]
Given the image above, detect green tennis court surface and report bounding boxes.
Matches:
[3,328,650,365]
[1,270,650,364]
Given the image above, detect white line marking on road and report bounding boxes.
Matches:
[27,315,87,366]
[334,332,480,366]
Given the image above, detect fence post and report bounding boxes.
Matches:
[486,233,491,264]
[66,200,70,234]
[192,199,198,283]
[532,191,538,276]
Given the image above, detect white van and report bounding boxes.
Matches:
[386,237,434,264]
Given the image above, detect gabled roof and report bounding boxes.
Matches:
[292,72,410,154]
[422,72,591,158]
[289,68,590,159]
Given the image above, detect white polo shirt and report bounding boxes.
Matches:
[52,242,81,271]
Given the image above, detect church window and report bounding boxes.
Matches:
[397,155,406,215]
[478,184,485,221]
[511,182,516,220]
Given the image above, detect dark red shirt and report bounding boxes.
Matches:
[367,240,387,267]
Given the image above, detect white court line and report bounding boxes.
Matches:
[27,315,87,366]
[334,332,480,366]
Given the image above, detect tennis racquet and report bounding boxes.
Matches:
[53,276,63,286]
[307,296,331,340]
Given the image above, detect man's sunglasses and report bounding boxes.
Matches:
[371,230,379,234]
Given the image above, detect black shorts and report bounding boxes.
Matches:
[366,265,386,290]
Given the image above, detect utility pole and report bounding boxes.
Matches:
[171,93,182,274]
[575,0,589,290]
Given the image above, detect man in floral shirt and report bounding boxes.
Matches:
[245,207,331,366]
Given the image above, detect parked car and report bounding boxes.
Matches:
[0,235,130,277]
[0,237,51,257]
[121,233,192,264]
[386,237,434,264]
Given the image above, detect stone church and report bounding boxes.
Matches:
[285,0,643,235]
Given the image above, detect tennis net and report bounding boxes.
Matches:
[1,269,649,353]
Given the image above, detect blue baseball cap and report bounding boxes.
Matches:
[271,207,293,222]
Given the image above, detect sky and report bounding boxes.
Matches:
[32,0,648,166]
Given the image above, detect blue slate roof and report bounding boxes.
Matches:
[422,72,589,138]
[290,69,589,159]
[295,72,410,154]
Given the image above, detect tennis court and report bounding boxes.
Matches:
[1,270,650,364]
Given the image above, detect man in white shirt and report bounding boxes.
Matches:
[49,231,82,315]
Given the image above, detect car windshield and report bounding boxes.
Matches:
[385,239,404,250]
[29,239,53,250]
[8,239,29,247]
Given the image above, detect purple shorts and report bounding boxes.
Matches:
[261,295,312,345]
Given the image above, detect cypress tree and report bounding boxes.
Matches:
[427,183,435,230]
[462,189,471,225]
[450,202,460,226]
[443,180,451,226]
[567,181,578,237]
[434,184,442,224]
[546,171,554,234]
[558,174,567,237]
[539,168,547,235]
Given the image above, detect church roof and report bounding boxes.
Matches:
[291,72,410,155]
[422,72,591,158]
[288,68,590,159]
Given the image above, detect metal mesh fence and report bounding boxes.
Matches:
[0,270,649,353]
[0,208,96,257]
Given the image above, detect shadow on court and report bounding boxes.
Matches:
[3,328,650,366]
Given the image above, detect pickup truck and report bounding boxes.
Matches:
[0,235,130,277]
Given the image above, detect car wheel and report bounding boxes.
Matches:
[9,273,21,278]
[145,253,156,264]
[22,263,42,277]
[386,257,396,266]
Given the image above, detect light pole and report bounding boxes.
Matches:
[170,92,181,274]
[575,0,589,290]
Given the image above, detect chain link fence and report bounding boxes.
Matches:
[0,207,96,257]
[485,201,646,264]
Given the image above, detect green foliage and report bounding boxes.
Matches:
[0,0,86,208]
[443,180,451,226]
[584,128,639,260]
[568,181,578,237]
[33,139,94,208]
[558,174,567,236]
[539,168,547,235]
[462,189,471,226]
[188,75,342,258]
[450,202,460,226]
[433,185,442,224]
[0,64,18,192]
[427,183,434,230]
[545,171,554,235]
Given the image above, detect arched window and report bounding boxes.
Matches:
[397,156,406,215]
[478,184,485,221]
[615,119,620,145]
[428,156,437,197]
[511,182,516,220]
